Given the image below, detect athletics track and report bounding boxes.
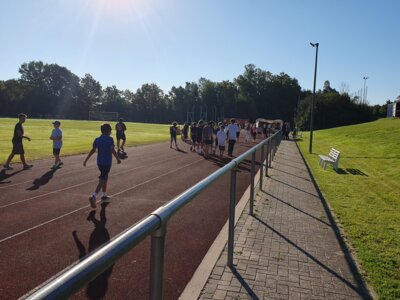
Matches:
[0,139,262,299]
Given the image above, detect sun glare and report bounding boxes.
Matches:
[93,0,144,18]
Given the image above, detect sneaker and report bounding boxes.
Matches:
[3,165,13,170]
[51,164,58,170]
[58,161,64,166]
[23,164,33,170]
[101,195,111,203]
[89,196,97,208]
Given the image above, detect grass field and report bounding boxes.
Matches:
[0,118,170,164]
[297,118,400,300]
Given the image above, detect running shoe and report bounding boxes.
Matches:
[51,164,58,170]
[58,162,64,166]
[89,195,97,208]
[101,195,111,203]
[23,164,33,170]
[3,165,13,170]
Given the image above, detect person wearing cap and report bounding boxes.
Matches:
[3,113,33,170]
[115,118,127,153]
[50,120,63,169]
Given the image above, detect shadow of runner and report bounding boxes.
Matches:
[27,169,57,190]
[72,203,113,300]
[0,169,24,184]
[229,266,260,300]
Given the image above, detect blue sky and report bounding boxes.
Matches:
[1,0,399,105]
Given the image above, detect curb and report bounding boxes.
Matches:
[179,165,263,300]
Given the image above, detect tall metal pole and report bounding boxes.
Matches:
[309,42,319,154]
[363,76,368,104]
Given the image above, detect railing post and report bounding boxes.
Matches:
[259,144,265,191]
[150,224,167,300]
[227,169,236,267]
[265,140,269,177]
[249,152,256,216]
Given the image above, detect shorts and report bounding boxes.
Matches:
[218,145,226,151]
[236,132,240,137]
[53,148,61,155]
[196,135,202,143]
[116,133,126,141]
[204,139,213,145]
[12,142,24,155]
[98,165,111,180]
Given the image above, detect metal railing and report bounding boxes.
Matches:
[25,131,282,300]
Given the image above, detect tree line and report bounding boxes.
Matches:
[0,61,390,129]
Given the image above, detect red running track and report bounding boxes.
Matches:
[0,140,263,299]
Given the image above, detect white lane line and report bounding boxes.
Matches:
[0,154,182,209]
[0,147,170,190]
[0,158,203,244]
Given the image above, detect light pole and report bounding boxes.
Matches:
[309,42,319,154]
[363,76,368,104]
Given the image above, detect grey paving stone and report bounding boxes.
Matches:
[197,140,367,300]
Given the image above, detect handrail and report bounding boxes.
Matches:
[24,130,282,300]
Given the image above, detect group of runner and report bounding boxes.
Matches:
[2,114,128,209]
[170,118,242,159]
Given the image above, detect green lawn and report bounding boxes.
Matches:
[297,118,400,300]
[0,118,170,164]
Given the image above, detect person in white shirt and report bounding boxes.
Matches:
[216,124,227,157]
[226,119,239,156]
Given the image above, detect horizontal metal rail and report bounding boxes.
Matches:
[24,131,282,300]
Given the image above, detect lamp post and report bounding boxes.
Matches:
[309,42,319,154]
[363,76,368,104]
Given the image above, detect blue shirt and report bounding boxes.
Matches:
[93,135,114,166]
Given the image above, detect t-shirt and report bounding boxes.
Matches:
[93,135,115,166]
[115,123,126,135]
[12,123,23,143]
[170,126,177,136]
[202,125,213,140]
[226,123,239,140]
[51,128,63,149]
[216,130,227,146]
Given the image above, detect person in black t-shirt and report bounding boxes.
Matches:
[3,113,33,170]
[115,118,127,153]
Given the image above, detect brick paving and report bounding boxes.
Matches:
[198,140,370,300]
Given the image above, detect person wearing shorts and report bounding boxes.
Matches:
[115,118,127,153]
[170,121,179,149]
[216,124,227,157]
[50,120,63,169]
[3,113,33,170]
[84,123,121,208]
[190,122,197,152]
[196,120,204,152]
[202,121,213,158]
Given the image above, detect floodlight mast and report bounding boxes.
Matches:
[309,42,319,154]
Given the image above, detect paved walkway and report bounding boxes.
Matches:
[186,140,371,300]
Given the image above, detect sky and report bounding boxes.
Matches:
[1,0,399,105]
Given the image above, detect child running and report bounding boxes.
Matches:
[83,123,121,208]
[3,113,33,170]
[216,124,227,158]
[50,120,63,169]
[170,121,179,149]
[115,118,127,154]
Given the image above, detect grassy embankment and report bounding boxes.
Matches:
[0,118,170,164]
[297,118,400,300]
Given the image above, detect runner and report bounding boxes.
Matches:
[190,122,197,152]
[83,123,121,208]
[226,118,239,156]
[3,113,33,170]
[202,121,213,159]
[170,121,179,149]
[115,118,127,153]
[50,120,63,169]
[216,124,227,158]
